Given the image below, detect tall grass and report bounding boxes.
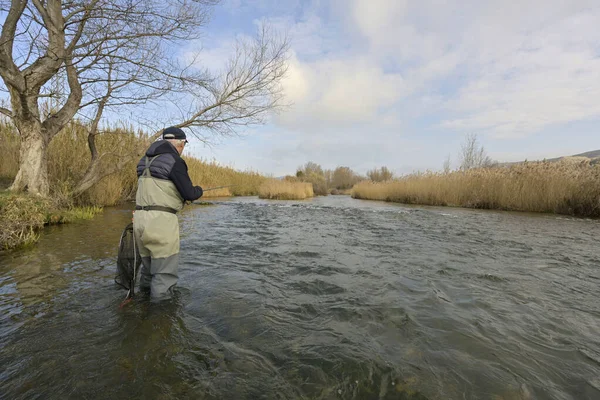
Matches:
[0,120,19,180]
[185,157,267,198]
[0,121,268,205]
[258,179,314,200]
[0,191,47,249]
[0,120,270,248]
[47,122,143,206]
[352,159,600,217]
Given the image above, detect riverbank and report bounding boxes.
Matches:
[352,158,600,217]
[0,121,270,249]
[0,190,101,250]
[0,122,268,207]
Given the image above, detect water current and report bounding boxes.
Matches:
[1,196,599,399]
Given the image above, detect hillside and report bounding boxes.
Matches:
[542,149,600,162]
[502,149,600,166]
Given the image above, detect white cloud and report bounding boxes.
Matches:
[441,9,600,137]
[350,0,600,137]
[279,55,405,126]
[191,0,600,174]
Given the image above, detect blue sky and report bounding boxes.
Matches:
[51,1,600,176]
[5,0,599,176]
[2,0,600,176]
[2,1,600,176]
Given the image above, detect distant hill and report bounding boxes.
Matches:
[559,149,600,160]
[501,149,600,166]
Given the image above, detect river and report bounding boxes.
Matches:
[1,196,599,399]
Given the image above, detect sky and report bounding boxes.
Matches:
[181,0,600,177]
[8,1,600,177]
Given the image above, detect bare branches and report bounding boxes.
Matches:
[0,1,27,90]
[86,60,115,161]
[0,106,13,118]
[459,133,493,170]
[175,26,290,137]
[0,0,290,196]
[42,55,83,136]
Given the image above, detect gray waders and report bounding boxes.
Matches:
[133,156,184,300]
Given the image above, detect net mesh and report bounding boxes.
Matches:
[115,222,142,291]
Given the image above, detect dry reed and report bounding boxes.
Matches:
[185,157,267,198]
[0,121,269,248]
[352,160,600,217]
[258,179,314,200]
[0,121,268,205]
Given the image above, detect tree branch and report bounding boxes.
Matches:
[0,107,13,118]
[42,55,82,137]
[0,0,27,90]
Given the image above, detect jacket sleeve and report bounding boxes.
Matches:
[169,157,203,201]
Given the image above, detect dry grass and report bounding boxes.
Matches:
[0,190,102,250]
[0,191,47,249]
[258,179,314,200]
[0,121,19,180]
[185,157,267,198]
[352,160,600,217]
[0,120,269,248]
[0,121,268,205]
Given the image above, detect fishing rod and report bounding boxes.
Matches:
[190,185,238,205]
[203,185,237,191]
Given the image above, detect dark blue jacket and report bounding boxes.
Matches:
[136,140,203,201]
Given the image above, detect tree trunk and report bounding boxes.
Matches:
[72,158,102,196]
[9,125,50,197]
[72,154,138,197]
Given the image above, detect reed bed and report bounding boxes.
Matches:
[0,121,269,248]
[0,122,268,205]
[0,191,102,250]
[0,121,19,180]
[352,159,600,217]
[185,157,267,198]
[258,179,314,200]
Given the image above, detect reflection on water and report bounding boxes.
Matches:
[1,197,600,399]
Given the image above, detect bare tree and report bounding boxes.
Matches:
[0,0,289,196]
[298,161,324,178]
[443,154,451,174]
[367,166,393,182]
[331,166,360,190]
[459,133,492,170]
[73,26,289,195]
[296,161,327,195]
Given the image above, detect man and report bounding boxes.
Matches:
[133,126,203,300]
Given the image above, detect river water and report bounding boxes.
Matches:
[1,196,599,400]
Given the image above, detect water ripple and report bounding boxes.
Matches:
[1,196,599,399]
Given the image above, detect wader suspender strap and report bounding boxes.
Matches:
[137,155,178,214]
[143,156,156,177]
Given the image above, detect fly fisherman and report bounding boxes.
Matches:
[133,127,203,300]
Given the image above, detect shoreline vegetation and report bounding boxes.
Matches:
[258,179,314,200]
[0,122,272,250]
[352,158,600,217]
[0,191,101,250]
[2,121,600,249]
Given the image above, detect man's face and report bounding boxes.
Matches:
[178,140,186,155]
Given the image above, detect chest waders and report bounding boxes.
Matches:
[122,155,183,301]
